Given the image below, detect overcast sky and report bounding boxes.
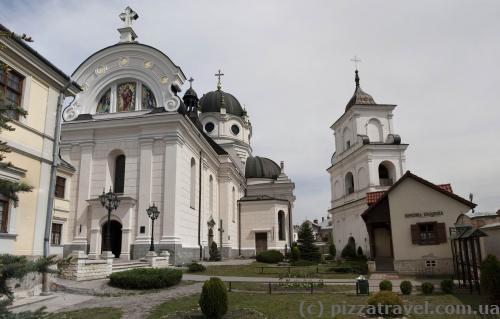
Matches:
[1,0,499,223]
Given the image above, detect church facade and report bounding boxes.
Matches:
[59,7,294,264]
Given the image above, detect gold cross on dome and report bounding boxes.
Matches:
[215,69,224,90]
[350,55,362,70]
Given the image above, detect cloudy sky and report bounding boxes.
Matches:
[1,0,499,222]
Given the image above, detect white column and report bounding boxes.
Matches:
[74,143,94,246]
[160,134,183,245]
[136,138,153,243]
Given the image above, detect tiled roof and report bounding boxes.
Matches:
[366,191,386,205]
[438,184,453,193]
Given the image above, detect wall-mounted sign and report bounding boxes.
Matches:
[405,211,443,218]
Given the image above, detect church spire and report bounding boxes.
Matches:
[215,69,224,91]
[117,6,139,43]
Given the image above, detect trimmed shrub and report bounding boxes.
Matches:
[341,237,357,260]
[187,262,206,273]
[329,241,336,259]
[256,250,284,264]
[440,279,453,294]
[421,282,434,295]
[480,254,500,304]
[348,260,369,275]
[400,280,413,295]
[367,291,403,317]
[329,266,352,273]
[199,277,228,319]
[209,241,221,261]
[109,268,182,289]
[379,279,393,291]
[290,246,301,261]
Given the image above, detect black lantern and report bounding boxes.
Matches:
[146,203,160,252]
[99,187,120,253]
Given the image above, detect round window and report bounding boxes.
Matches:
[205,122,215,133]
[231,124,240,135]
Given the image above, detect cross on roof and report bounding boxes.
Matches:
[350,55,362,70]
[188,77,194,88]
[215,69,224,90]
[119,6,139,28]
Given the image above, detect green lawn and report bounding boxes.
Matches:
[148,292,491,319]
[48,307,122,319]
[193,261,357,279]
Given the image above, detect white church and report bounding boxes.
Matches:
[59,7,295,264]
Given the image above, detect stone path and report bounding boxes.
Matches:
[12,282,203,319]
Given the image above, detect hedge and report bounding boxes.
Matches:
[400,280,412,295]
[379,279,393,292]
[187,262,206,273]
[367,291,403,317]
[256,250,284,263]
[109,268,182,289]
[199,277,228,318]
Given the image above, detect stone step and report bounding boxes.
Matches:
[112,261,150,273]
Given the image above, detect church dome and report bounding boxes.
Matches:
[245,156,281,179]
[345,70,376,111]
[200,90,244,117]
[184,87,198,99]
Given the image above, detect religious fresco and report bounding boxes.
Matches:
[96,89,111,113]
[117,82,136,112]
[141,85,156,109]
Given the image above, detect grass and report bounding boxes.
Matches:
[226,281,355,293]
[193,261,357,279]
[48,307,122,319]
[148,292,494,319]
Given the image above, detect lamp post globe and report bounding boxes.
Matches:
[99,187,120,254]
[146,203,160,252]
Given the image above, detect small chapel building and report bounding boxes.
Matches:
[328,69,475,275]
[58,7,295,264]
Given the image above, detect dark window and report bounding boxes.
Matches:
[205,122,215,133]
[0,200,9,233]
[231,124,240,135]
[345,172,354,195]
[114,155,126,193]
[0,64,24,120]
[278,211,285,241]
[378,164,393,186]
[51,223,62,245]
[411,222,447,245]
[140,226,145,234]
[55,176,66,198]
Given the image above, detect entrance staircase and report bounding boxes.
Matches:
[112,259,150,273]
[375,257,395,272]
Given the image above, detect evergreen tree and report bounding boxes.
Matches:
[209,241,221,261]
[329,240,336,259]
[297,222,321,262]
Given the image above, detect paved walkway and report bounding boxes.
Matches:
[12,282,203,319]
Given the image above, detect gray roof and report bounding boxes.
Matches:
[245,156,281,179]
[200,89,244,117]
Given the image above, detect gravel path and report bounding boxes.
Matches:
[55,282,203,319]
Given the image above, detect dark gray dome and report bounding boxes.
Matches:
[199,90,244,116]
[245,156,281,179]
[345,70,376,111]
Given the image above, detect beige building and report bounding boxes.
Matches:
[362,171,475,275]
[455,210,500,260]
[0,24,80,255]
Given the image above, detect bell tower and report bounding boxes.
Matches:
[327,67,408,256]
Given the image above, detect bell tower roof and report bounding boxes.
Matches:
[345,70,376,111]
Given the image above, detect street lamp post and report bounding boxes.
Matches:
[146,203,160,252]
[99,188,120,253]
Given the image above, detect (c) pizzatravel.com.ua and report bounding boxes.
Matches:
[298,300,500,318]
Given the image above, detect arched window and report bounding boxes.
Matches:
[278,210,285,241]
[209,175,214,213]
[366,118,383,142]
[345,172,354,195]
[190,158,196,209]
[378,161,396,186]
[232,187,236,222]
[114,155,126,193]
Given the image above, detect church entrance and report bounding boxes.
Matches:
[255,232,268,253]
[374,227,392,258]
[101,220,122,258]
